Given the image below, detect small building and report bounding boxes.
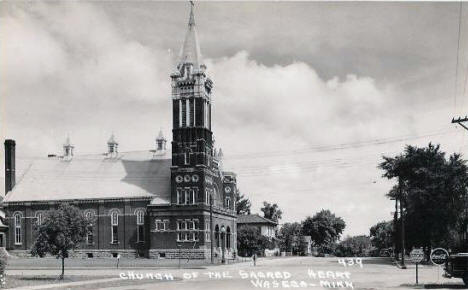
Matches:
[237,214,277,239]
[237,214,279,256]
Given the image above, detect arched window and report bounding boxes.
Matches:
[215,225,220,248]
[84,210,93,220]
[14,213,22,245]
[110,209,119,244]
[226,226,231,249]
[84,210,95,245]
[135,209,145,243]
[35,212,43,226]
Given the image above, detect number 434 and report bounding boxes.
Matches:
[338,258,363,268]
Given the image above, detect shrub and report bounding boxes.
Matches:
[0,247,8,286]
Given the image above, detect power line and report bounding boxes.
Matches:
[224,128,456,161]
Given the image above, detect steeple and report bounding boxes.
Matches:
[178,1,204,71]
[63,135,74,160]
[171,2,214,169]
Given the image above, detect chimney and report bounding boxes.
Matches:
[4,139,16,195]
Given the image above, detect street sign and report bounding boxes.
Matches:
[410,248,424,263]
[430,248,449,266]
[410,248,425,285]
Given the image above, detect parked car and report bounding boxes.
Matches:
[379,248,392,257]
[444,253,468,285]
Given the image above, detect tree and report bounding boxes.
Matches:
[335,235,372,257]
[278,222,303,253]
[379,143,468,253]
[237,226,269,257]
[302,210,346,251]
[235,189,251,215]
[260,202,283,222]
[31,203,91,279]
[0,248,8,286]
[369,221,393,251]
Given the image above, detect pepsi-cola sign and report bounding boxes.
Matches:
[430,248,448,266]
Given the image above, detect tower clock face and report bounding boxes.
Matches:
[175,175,183,183]
[184,175,191,182]
[192,174,199,182]
[224,186,231,193]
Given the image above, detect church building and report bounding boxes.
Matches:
[1,5,238,260]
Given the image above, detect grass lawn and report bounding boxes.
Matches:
[4,275,113,289]
[58,277,178,289]
[3,274,179,289]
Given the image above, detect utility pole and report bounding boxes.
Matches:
[399,177,407,269]
[452,116,468,251]
[210,193,214,264]
[452,116,468,131]
[393,197,399,260]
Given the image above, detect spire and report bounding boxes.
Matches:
[108,133,117,145]
[178,1,203,70]
[156,128,165,140]
[64,135,71,147]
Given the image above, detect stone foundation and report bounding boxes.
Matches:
[8,250,30,258]
[148,247,235,260]
[8,249,138,259]
[71,249,138,259]
[9,248,235,260]
[148,248,208,260]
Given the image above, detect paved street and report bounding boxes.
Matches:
[6,257,467,289]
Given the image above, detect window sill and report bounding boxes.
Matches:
[110,242,120,245]
[14,243,22,246]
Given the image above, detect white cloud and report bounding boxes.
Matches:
[0,2,463,236]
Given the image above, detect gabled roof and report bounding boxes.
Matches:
[237,214,278,226]
[3,150,172,204]
[179,3,203,69]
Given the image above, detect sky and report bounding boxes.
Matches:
[1,1,468,237]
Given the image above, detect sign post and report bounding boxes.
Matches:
[410,248,424,285]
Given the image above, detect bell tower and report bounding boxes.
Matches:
[171,2,214,169]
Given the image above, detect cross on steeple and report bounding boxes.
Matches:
[189,1,195,27]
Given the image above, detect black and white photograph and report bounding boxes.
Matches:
[1,0,468,289]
